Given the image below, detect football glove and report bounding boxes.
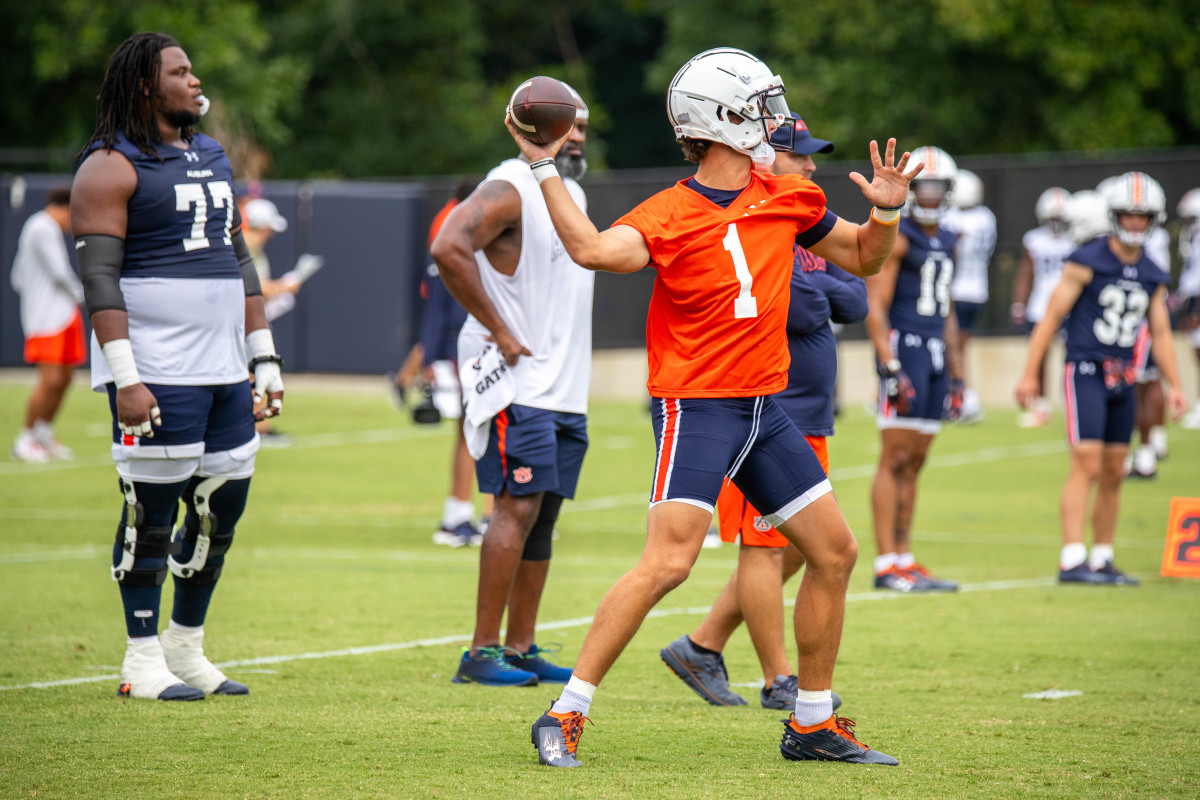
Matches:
[878,359,916,416]
[945,378,965,421]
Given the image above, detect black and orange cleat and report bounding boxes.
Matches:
[779,714,898,765]
[904,563,959,592]
[531,706,591,767]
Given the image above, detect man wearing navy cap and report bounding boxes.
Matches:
[659,112,869,712]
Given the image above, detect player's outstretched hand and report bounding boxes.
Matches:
[1167,385,1188,422]
[252,360,284,420]
[504,112,571,164]
[849,139,923,209]
[115,383,162,438]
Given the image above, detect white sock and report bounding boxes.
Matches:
[1149,426,1167,456]
[1060,543,1087,570]
[895,552,916,570]
[551,675,596,715]
[873,553,897,575]
[442,498,473,528]
[794,688,833,726]
[1089,544,1114,570]
[167,619,202,633]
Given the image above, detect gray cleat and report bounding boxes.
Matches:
[660,635,747,706]
[531,707,590,767]
[780,714,898,765]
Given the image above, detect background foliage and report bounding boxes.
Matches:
[3,0,1199,178]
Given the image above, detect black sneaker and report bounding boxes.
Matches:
[660,635,747,706]
[532,706,590,767]
[873,568,915,592]
[780,713,898,765]
[1092,562,1140,586]
[1058,563,1103,584]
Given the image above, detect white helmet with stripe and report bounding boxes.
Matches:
[1178,188,1200,233]
[1097,172,1166,247]
[1035,187,1070,225]
[906,146,957,226]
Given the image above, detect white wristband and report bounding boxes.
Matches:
[101,339,141,389]
[246,328,277,360]
[871,206,901,224]
[530,159,559,185]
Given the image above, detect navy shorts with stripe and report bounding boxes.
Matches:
[475,404,588,499]
[106,381,256,451]
[877,330,948,430]
[1062,361,1136,446]
[650,396,830,525]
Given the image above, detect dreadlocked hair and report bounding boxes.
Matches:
[77,32,192,164]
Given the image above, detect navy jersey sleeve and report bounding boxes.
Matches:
[786,249,833,336]
[808,263,868,324]
[795,210,839,249]
[419,265,469,364]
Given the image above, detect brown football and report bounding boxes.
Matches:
[507,76,577,145]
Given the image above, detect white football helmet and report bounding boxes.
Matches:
[1098,171,1166,247]
[1035,187,1070,228]
[1178,188,1200,233]
[1065,190,1109,244]
[906,146,957,226]
[667,48,790,167]
[952,169,983,210]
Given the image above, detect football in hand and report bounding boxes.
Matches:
[507,76,576,145]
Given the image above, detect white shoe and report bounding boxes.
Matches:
[1130,447,1157,479]
[118,636,204,701]
[1182,404,1200,430]
[11,434,50,463]
[160,625,248,695]
[37,437,74,460]
[702,529,722,549]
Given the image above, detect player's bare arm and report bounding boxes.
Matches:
[1012,249,1034,325]
[864,240,904,363]
[1015,262,1090,408]
[810,139,922,277]
[943,304,964,380]
[72,149,161,436]
[1146,284,1188,420]
[431,179,532,365]
[503,114,650,273]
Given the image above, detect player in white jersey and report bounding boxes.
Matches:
[1178,189,1200,428]
[431,87,593,687]
[1013,187,1075,426]
[942,169,995,422]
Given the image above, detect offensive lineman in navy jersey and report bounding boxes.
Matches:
[1016,172,1185,585]
[865,146,963,593]
[71,33,284,700]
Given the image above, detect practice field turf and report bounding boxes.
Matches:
[1,378,1198,799]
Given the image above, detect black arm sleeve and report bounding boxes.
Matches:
[76,234,127,314]
[230,204,262,297]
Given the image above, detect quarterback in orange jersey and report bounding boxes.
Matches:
[507,47,922,769]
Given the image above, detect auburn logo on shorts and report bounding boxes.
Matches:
[753,516,772,532]
[513,466,533,484]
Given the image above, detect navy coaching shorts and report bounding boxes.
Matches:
[475,404,588,499]
[649,396,831,527]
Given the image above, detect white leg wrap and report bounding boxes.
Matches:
[160,625,229,695]
[119,637,190,699]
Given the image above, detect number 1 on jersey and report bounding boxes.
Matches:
[723,224,758,319]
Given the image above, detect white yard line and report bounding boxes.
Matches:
[0,577,1054,693]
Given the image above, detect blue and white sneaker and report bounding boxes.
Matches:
[432,521,482,547]
[451,647,538,686]
[1058,563,1103,584]
[505,644,573,683]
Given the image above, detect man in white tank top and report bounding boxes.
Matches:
[431,87,594,687]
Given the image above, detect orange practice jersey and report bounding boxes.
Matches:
[614,171,827,397]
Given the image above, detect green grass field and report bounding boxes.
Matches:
[2,377,1198,799]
